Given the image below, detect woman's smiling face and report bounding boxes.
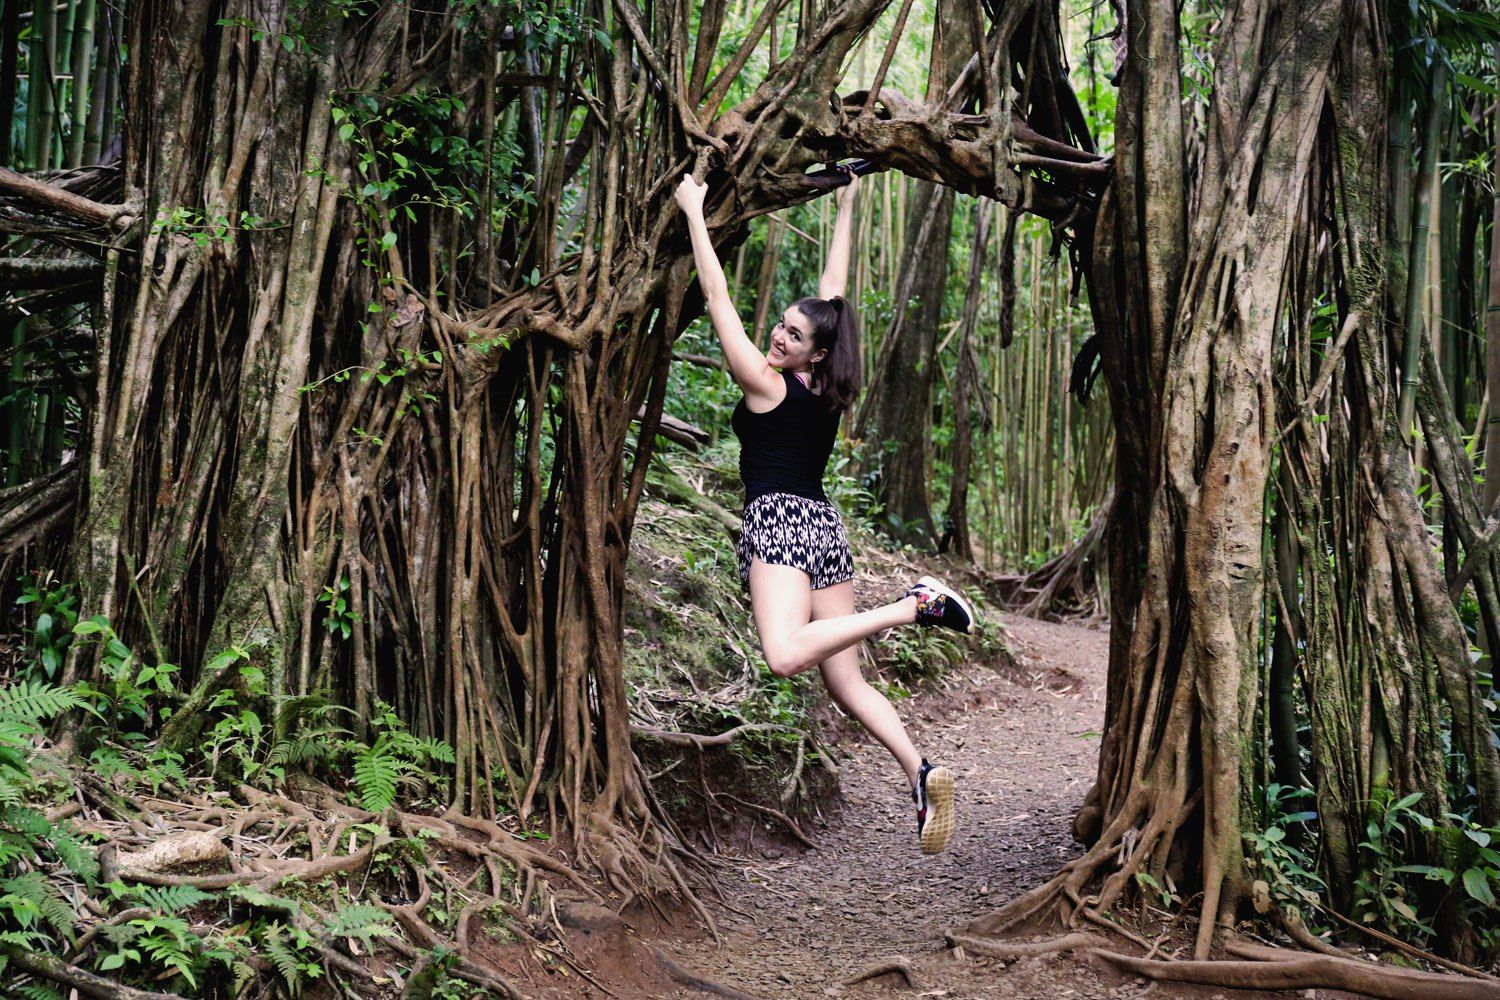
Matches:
[767,306,825,372]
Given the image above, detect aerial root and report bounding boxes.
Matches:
[579,810,720,941]
[838,955,919,988]
[715,790,816,848]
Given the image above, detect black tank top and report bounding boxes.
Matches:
[731,371,842,503]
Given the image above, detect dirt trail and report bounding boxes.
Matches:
[659,613,1317,1000]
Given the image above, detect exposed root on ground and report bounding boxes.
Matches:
[649,944,771,1000]
[838,956,919,988]
[2,945,188,1000]
[984,494,1108,620]
[22,767,742,999]
[956,885,1500,998]
[946,931,1106,961]
[1097,943,1500,1000]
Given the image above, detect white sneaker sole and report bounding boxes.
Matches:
[920,767,956,854]
[917,575,977,635]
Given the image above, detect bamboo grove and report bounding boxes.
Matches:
[3,0,1500,983]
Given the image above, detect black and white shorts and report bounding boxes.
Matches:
[737,492,855,591]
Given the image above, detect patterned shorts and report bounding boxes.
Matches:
[737,492,856,591]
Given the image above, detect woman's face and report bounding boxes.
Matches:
[767,306,825,372]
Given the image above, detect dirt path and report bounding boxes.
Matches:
[659,613,1316,1000]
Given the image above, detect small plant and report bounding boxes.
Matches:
[1247,783,1324,912]
[0,676,95,981]
[72,616,178,729]
[318,575,361,640]
[348,702,456,811]
[1355,789,1437,939]
[14,577,77,680]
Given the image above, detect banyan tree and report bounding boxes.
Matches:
[2,0,1499,989]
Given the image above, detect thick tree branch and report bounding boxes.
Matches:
[0,167,127,227]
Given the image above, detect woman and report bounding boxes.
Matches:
[673,169,977,855]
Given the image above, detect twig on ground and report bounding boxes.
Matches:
[717,791,815,848]
[633,722,801,749]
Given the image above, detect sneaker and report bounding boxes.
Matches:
[906,575,977,634]
[912,759,956,854]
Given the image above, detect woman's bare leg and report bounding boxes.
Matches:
[747,560,917,678]
[811,580,923,787]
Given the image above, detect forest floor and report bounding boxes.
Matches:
[640,612,1353,1000]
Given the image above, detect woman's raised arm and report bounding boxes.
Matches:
[817,172,860,300]
[674,175,782,405]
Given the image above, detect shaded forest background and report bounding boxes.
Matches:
[3,0,1500,996]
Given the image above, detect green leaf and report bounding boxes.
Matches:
[1462,867,1496,905]
[1395,864,1454,883]
[339,123,355,141]
[1393,791,1424,811]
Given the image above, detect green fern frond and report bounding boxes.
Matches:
[323,903,395,946]
[15,984,65,1000]
[351,742,400,812]
[139,884,215,914]
[0,872,76,934]
[415,737,456,764]
[49,825,99,886]
[0,928,51,948]
[0,681,85,723]
[0,834,32,870]
[263,922,305,996]
[1,808,50,839]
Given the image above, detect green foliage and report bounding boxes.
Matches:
[0,669,94,946]
[318,575,361,639]
[323,903,396,950]
[1355,790,1440,939]
[1247,784,1324,912]
[262,921,323,996]
[72,616,177,729]
[0,873,76,936]
[349,702,455,812]
[14,578,77,680]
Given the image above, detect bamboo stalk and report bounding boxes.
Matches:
[1397,59,1447,439]
[66,0,95,167]
[0,0,19,166]
[1486,43,1500,511]
[26,0,57,170]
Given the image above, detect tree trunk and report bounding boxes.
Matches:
[939,199,993,559]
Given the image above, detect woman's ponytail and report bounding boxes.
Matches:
[794,294,862,413]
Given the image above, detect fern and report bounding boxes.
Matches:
[323,903,396,949]
[14,985,64,1000]
[0,872,76,935]
[262,921,320,996]
[48,823,99,886]
[0,680,85,724]
[139,917,199,987]
[415,736,456,764]
[350,736,402,812]
[136,884,215,914]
